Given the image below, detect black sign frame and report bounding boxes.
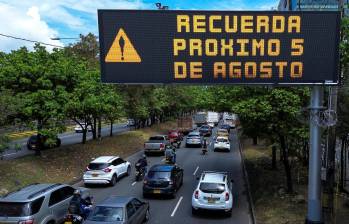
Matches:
[98,10,340,85]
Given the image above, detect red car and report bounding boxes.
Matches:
[168,130,183,148]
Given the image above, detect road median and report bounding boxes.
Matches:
[0,121,177,196]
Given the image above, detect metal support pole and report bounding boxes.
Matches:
[306,86,324,224]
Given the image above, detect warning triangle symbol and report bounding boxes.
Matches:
[105,28,141,63]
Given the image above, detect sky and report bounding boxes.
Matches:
[0,0,279,52]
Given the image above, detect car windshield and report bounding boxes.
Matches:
[88,163,109,170]
[188,134,200,138]
[149,136,164,140]
[0,202,30,217]
[217,138,228,143]
[147,171,171,179]
[29,136,38,143]
[87,206,123,222]
[200,183,226,194]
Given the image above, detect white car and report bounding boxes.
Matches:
[75,123,92,133]
[214,137,230,152]
[192,172,234,216]
[186,132,202,147]
[83,156,131,186]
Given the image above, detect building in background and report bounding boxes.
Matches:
[278,0,342,11]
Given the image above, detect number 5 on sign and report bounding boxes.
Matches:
[105,28,141,63]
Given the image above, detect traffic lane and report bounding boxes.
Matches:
[3,124,129,160]
[82,139,200,223]
[81,129,251,224]
[159,129,251,224]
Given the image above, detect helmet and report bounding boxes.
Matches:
[142,154,146,159]
[73,189,81,195]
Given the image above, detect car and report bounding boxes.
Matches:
[74,123,92,133]
[143,164,183,198]
[186,132,202,147]
[220,124,231,133]
[217,129,229,138]
[0,183,90,224]
[214,137,231,152]
[84,196,149,224]
[144,135,170,155]
[199,125,212,137]
[83,156,131,186]
[27,134,61,150]
[127,119,136,127]
[192,172,234,216]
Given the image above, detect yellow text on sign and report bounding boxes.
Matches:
[105,28,141,63]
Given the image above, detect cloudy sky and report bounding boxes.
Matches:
[0,0,278,52]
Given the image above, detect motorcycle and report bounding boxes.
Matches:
[202,147,208,155]
[165,155,175,164]
[135,163,146,181]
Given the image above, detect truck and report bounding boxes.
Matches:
[223,113,240,129]
[207,111,219,127]
[177,117,193,135]
[193,112,207,127]
[144,135,170,155]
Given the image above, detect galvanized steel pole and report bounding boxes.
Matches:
[306,86,324,224]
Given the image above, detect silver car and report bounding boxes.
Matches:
[84,196,149,224]
[185,132,202,147]
[0,183,89,224]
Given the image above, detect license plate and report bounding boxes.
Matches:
[92,173,99,177]
[64,222,72,224]
[207,198,215,204]
[153,189,161,194]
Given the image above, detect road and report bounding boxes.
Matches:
[3,123,129,160]
[78,128,253,224]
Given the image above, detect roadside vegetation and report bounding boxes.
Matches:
[0,121,177,196]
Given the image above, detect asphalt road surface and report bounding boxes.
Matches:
[3,124,129,160]
[77,128,253,224]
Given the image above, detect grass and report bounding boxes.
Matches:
[242,138,307,224]
[0,121,177,195]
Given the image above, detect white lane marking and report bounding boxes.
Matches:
[132,182,137,186]
[193,166,199,176]
[171,196,183,217]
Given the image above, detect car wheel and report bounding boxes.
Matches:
[127,166,131,176]
[143,209,150,223]
[225,209,232,217]
[172,188,177,199]
[192,207,198,215]
[110,174,117,186]
[56,139,61,147]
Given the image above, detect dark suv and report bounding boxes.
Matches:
[0,183,89,224]
[27,135,61,150]
[143,164,183,198]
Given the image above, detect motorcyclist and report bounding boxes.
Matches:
[69,190,92,219]
[136,154,148,173]
[202,137,208,154]
[165,145,176,164]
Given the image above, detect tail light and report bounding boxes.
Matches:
[160,143,165,149]
[143,179,148,185]
[103,168,112,173]
[194,190,199,199]
[18,220,34,224]
[225,192,230,201]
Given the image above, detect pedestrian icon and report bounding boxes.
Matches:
[105,28,141,63]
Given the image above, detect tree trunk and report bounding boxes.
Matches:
[253,136,258,145]
[110,122,113,137]
[272,145,277,170]
[82,129,87,144]
[92,118,97,140]
[340,137,346,190]
[98,118,102,139]
[302,141,309,167]
[279,134,293,193]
